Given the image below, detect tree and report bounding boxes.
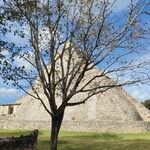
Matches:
[143,100,150,110]
[0,0,150,149]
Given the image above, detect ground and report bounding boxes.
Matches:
[0,129,150,150]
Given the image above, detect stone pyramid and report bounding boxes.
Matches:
[14,85,150,122]
[8,80,150,132]
[1,49,150,132]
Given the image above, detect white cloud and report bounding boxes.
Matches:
[0,0,3,5]
[110,0,131,11]
[15,57,34,70]
[109,0,138,12]
[125,84,150,101]
[141,52,150,63]
[133,90,150,101]
[1,50,10,57]
[0,88,20,97]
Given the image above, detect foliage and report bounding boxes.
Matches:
[142,99,150,110]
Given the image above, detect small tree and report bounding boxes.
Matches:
[143,100,150,110]
[0,0,150,150]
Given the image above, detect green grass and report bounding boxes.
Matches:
[0,129,150,150]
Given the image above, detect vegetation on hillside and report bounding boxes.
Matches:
[142,99,150,110]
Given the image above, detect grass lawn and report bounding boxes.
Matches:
[0,129,150,150]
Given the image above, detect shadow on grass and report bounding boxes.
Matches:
[37,135,150,150]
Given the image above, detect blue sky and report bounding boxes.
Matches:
[0,0,150,104]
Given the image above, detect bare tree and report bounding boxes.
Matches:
[0,0,150,149]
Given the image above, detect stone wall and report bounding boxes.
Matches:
[0,104,20,116]
[0,130,38,150]
[1,50,150,134]
[0,106,8,116]
[0,118,150,133]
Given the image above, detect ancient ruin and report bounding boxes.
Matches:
[0,51,150,133]
[0,103,21,116]
[0,79,150,133]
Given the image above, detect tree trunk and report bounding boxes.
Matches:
[50,111,64,150]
